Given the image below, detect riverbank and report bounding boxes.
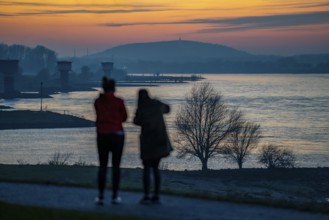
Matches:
[0,110,94,130]
[0,165,328,213]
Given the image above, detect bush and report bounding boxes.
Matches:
[47,152,73,165]
[258,144,295,169]
[73,157,89,166]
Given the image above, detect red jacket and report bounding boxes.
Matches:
[94,92,128,134]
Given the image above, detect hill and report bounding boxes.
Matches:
[91,40,252,62]
[77,40,329,73]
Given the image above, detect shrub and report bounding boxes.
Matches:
[47,152,73,166]
[73,157,89,166]
[258,144,295,169]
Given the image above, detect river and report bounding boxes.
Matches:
[0,74,328,170]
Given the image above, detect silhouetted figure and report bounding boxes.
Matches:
[94,77,128,205]
[133,89,172,204]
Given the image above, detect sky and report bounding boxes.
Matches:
[1,0,329,57]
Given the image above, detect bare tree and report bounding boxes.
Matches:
[174,83,241,171]
[221,118,261,169]
[258,144,296,169]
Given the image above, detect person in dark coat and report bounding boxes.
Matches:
[133,89,172,204]
[94,77,128,205]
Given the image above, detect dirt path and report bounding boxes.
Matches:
[0,182,328,220]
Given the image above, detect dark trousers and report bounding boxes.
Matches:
[97,133,124,199]
[142,158,161,197]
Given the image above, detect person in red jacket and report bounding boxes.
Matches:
[94,77,128,205]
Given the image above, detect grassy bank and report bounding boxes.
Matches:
[0,165,328,213]
[0,110,94,130]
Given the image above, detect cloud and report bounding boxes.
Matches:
[0,1,169,16]
[258,1,329,10]
[101,21,170,27]
[0,1,165,8]
[195,11,329,33]
[100,11,329,33]
[0,10,154,17]
[4,9,164,17]
[0,1,65,7]
[292,2,329,8]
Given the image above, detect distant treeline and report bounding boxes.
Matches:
[119,56,329,73]
[0,43,57,74]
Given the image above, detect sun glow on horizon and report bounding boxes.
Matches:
[1,0,329,56]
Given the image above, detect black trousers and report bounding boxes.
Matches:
[142,158,161,197]
[97,133,124,199]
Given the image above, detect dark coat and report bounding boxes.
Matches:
[133,99,172,160]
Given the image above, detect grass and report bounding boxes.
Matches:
[0,202,144,220]
[0,165,97,186]
[0,165,142,190]
[162,189,328,214]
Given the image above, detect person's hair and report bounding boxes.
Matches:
[138,89,151,107]
[102,76,115,92]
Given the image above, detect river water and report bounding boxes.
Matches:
[0,74,328,170]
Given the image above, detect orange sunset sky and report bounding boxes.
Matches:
[1,0,329,57]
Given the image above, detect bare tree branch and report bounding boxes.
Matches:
[220,114,261,169]
[175,82,240,171]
